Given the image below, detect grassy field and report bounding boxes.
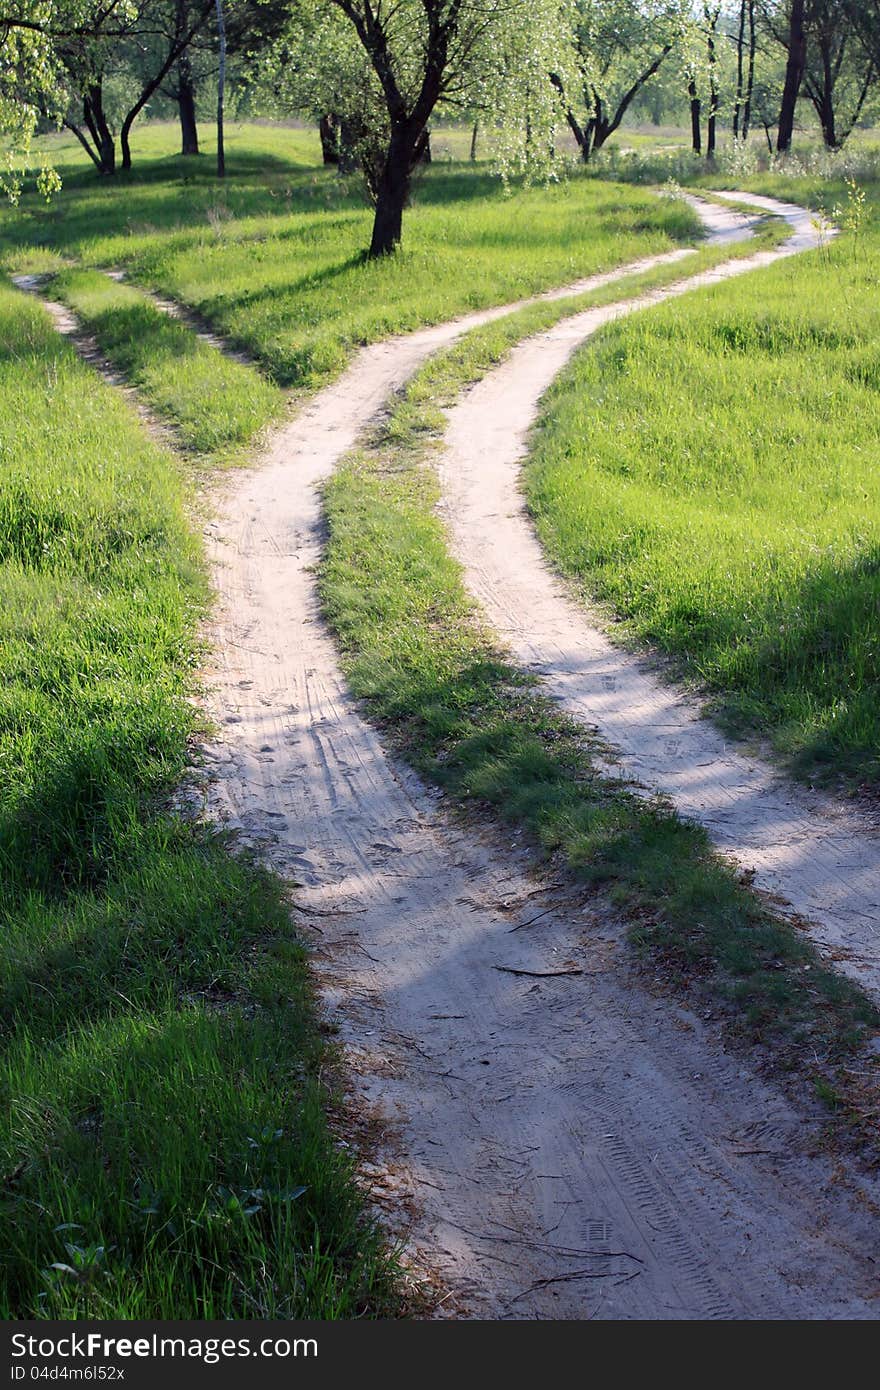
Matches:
[0,282,398,1318]
[2,123,700,389]
[525,176,880,793]
[320,307,880,1131]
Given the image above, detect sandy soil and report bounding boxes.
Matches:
[14,206,880,1318]
[192,199,880,1318]
[439,193,880,1007]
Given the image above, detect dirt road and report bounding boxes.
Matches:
[195,197,880,1318]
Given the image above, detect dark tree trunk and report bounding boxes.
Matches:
[418,131,432,163]
[704,5,719,159]
[733,0,746,138]
[215,0,226,177]
[706,45,718,156]
[563,106,593,161]
[743,0,756,140]
[591,96,609,154]
[369,125,422,257]
[808,35,840,147]
[470,121,478,160]
[338,119,360,174]
[178,52,199,155]
[777,0,806,152]
[319,114,339,164]
[688,78,702,153]
[84,83,116,174]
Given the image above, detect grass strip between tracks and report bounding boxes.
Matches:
[320,235,880,1151]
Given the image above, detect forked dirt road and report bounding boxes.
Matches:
[196,197,880,1318]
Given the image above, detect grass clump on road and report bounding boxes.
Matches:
[0,282,397,1319]
[321,279,880,1131]
[50,268,284,461]
[524,185,880,794]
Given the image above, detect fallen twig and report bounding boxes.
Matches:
[494,965,583,979]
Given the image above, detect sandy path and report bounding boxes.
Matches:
[193,201,880,1318]
[439,193,880,1007]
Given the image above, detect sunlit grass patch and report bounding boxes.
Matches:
[50,268,284,460]
[0,281,398,1318]
[524,191,880,791]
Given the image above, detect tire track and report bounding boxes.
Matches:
[439,192,880,1004]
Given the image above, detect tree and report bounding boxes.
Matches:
[165,0,288,160]
[802,0,875,148]
[318,0,574,257]
[557,0,684,162]
[770,0,806,151]
[43,0,216,173]
[732,0,757,140]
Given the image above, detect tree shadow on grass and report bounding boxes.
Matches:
[676,547,880,792]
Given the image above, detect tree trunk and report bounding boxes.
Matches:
[811,37,840,148]
[319,114,339,164]
[84,83,115,174]
[743,0,756,140]
[688,79,702,154]
[338,120,360,174]
[215,0,226,178]
[470,121,478,160]
[706,15,718,159]
[819,100,838,148]
[777,0,806,152]
[178,52,199,155]
[369,128,416,257]
[733,0,746,138]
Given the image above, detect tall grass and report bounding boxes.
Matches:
[524,186,880,790]
[0,283,397,1318]
[51,268,284,460]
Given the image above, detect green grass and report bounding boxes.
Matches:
[1,122,701,390]
[50,268,284,460]
[524,183,880,792]
[319,273,880,1134]
[0,281,398,1319]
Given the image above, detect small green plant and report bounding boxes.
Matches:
[833,176,868,260]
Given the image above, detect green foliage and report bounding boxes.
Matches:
[525,180,880,790]
[0,280,397,1318]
